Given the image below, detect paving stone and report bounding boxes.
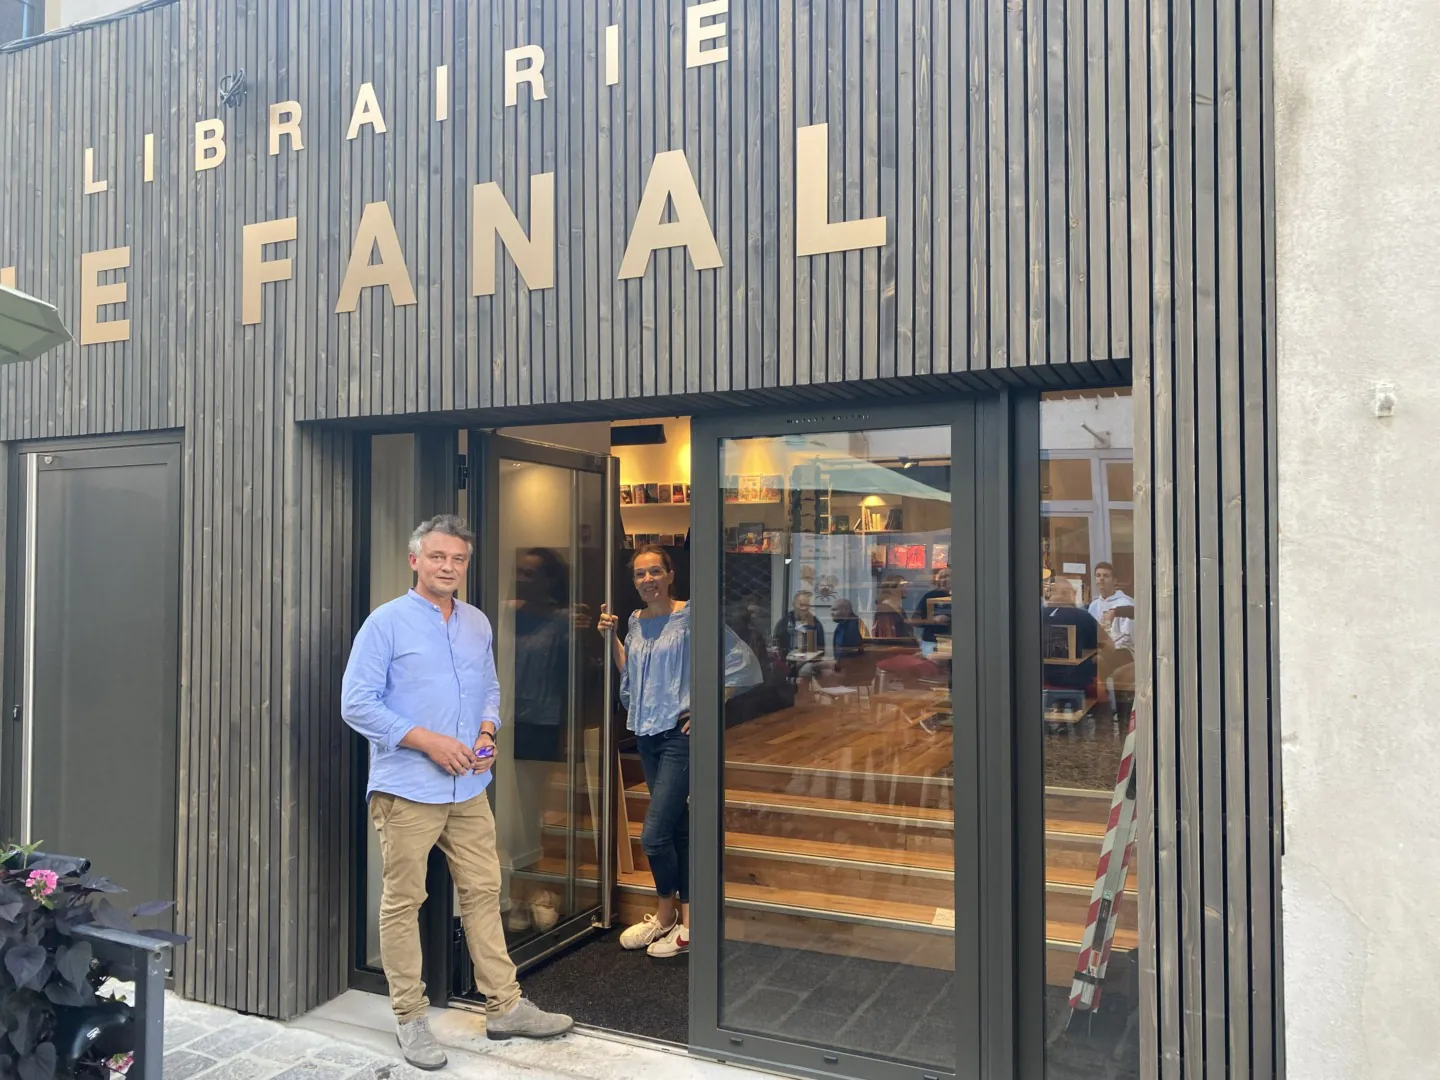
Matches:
[164,1050,218,1080]
[250,1030,336,1062]
[265,1063,350,1080]
[192,1057,283,1080]
[312,1044,380,1068]
[164,1018,210,1048]
[344,1063,426,1080]
[188,1019,283,1059]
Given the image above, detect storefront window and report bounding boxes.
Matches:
[714,425,956,1072]
[1039,391,1140,1077]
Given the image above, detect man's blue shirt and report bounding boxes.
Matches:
[341,589,502,803]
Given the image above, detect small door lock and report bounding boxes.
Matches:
[10,704,19,722]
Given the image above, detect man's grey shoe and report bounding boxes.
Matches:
[396,1016,447,1071]
[485,997,574,1040]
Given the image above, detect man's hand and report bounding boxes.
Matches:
[402,728,479,776]
[472,729,497,775]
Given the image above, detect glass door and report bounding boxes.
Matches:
[691,401,997,1080]
[464,433,618,973]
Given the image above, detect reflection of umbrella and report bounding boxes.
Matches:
[0,283,72,363]
[760,434,952,503]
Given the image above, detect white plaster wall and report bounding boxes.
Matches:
[1276,2,1440,1077]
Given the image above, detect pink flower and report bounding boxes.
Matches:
[24,868,57,900]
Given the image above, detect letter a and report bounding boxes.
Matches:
[618,151,722,279]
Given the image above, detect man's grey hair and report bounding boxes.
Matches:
[409,514,475,557]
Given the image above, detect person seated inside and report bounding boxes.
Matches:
[870,575,914,641]
[1088,562,1136,702]
[830,598,869,659]
[1043,577,1099,699]
[913,567,951,647]
[775,589,826,681]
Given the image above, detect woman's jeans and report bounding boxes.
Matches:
[635,726,690,903]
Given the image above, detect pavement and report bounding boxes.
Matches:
[161,989,772,1080]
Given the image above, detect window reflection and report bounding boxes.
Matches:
[1040,390,1140,1079]
[716,426,956,1072]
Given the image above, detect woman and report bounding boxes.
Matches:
[830,597,869,658]
[871,575,913,639]
[597,546,761,957]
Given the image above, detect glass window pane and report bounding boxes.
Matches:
[1041,457,1093,501]
[493,460,600,946]
[1039,392,1138,1079]
[716,425,955,1072]
[1043,514,1094,607]
[1107,509,1135,597]
[1106,460,1134,500]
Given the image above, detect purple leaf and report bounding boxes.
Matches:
[91,901,132,932]
[55,940,92,988]
[78,875,124,894]
[44,981,94,1007]
[0,902,21,924]
[16,1041,55,1080]
[3,943,45,989]
[130,900,174,918]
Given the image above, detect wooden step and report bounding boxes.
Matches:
[542,817,1136,933]
[620,753,955,813]
[606,864,1136,988]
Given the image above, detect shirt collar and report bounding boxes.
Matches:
[407,588,459,614]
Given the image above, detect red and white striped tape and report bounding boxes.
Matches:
[1068,707,1138,1012]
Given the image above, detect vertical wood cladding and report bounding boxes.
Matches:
[1132,1,1283,1078]
[0,2,1282,1071]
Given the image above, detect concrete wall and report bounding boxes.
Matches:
[1275,2,1440,1077]
[48,0,130,29]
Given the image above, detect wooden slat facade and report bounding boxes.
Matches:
[0,1,1283,1075]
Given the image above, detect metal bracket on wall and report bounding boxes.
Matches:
[456,454,468,490]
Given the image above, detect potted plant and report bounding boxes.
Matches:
[0,843,187,1080]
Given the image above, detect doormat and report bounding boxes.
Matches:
[506,927,689,1046]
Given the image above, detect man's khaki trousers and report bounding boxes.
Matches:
[370,790,521,1022]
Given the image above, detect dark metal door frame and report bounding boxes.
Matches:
[453,431,618,983]
[689,394,1023,1080]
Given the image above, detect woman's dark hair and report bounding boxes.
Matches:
[521,546,570,607]
[630,545,675,573]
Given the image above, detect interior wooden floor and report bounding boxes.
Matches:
[513,700,1137,993]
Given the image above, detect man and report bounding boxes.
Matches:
[1088,562,1135,651]
[913,567,951,644]
[1043,577,1100,693]
[342,515,572,1070]
[1088,561,1136,712]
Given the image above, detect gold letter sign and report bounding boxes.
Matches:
[618,151,722,280]
[336,202,417,313]
[347,83,388,140]
[195,119,226,172]
[795,123,887,256]
[269,101,304,156]
[242,216,299,325]
[472,173,556,296]
[80,247,131,346]
[686,0,729,67]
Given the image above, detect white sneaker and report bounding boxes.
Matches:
[619,912,676,950]
[531,890,560,932]
[505,903,532,933]
[646,922,690,958]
